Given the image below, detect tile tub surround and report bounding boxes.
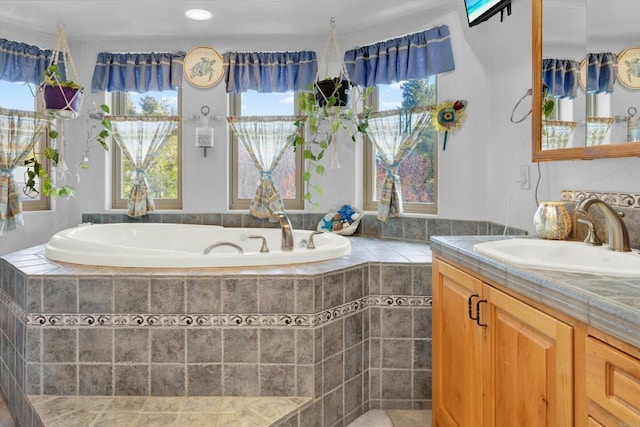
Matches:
[0,237,436,427]
[80,212,527,243]
[430,235,640,350]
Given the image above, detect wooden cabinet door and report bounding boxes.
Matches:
[586,337,640,425]
[482,286,574,427]
[433,259,484,427]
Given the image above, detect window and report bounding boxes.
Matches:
[111,90,182,210]
[229,91,304,210]
[364,78,438,214]
[0,80,49,211]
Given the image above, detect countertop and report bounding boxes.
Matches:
[430,235,640,350]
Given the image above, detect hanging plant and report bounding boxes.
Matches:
[22,25,112,199]
[41,63,83,118]
[293,18,373,209]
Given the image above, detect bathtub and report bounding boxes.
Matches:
[44,223,351,268]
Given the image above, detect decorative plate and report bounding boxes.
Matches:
[183,46,224,88]
[617,47,640,89]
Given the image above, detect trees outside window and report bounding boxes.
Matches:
[229,91,303,210]
[364,78,438,214]
[112,90,181,210]
[0,80,48,210]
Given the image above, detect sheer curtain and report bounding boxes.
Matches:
[366,106,434,222]
[0,109,47,235]
[227,116,303,218]
[110,116,179,217]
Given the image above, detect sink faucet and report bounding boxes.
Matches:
[576,198,631,252]
[271,211,294,251]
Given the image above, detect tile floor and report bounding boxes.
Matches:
[0,397,13,427]
[28,395,309,427]
[0,393,430,427]
[348,409,431,427]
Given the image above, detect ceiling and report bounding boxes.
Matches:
[0,0,455,42]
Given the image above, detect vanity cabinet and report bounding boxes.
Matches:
[586,336,640,425]
[432,258,574,426]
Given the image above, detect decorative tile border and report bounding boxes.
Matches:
[23,296,432,328]
[561,190,640,208]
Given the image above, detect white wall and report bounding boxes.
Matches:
[14,3,621,255]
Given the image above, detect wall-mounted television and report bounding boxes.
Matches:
[464,0,512,27]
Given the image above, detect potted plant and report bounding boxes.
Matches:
[41,64,83,118]
[315,77,352,107]
[23,103,112,198]
[293,80,373,208]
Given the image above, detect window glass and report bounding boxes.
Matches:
[230,91,303,209]
[112,90,181,209]
[365,78,438,213]
[0,80,48,210]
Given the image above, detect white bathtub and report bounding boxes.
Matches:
[44,223,351,268]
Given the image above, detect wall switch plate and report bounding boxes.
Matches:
[520,165,530,190]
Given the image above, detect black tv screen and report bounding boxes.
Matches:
[464,0,511,27]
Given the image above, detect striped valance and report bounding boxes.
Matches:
[343,25,455,88]
[0,38,62,85]
[91,52,185,93]
[223,51,317,93]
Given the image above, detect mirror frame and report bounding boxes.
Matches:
[532,0,640,161]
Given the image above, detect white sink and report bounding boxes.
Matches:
[473,238,640,276]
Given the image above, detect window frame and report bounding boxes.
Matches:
[363,80,439,215]
[228,92,304,211]
[0,80,50,211]
[110,90,183,211]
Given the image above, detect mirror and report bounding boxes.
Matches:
[533,0,640,161]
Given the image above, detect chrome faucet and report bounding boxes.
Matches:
[576,198,631,252]
[271,211,294,251]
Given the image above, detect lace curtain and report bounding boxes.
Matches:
[110,116,179,217]
[0,109,47,235]
[366,106,434,222]
[227,116,304,218]
[343,25,455,88]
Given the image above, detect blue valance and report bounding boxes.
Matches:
[343,25,455,88]
[223,51,317,93]
[586,52,616,95]
[542,58,580,99]
[0,39,64,85]
[91,52,185,93]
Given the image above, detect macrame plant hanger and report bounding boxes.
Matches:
[316,17,354,169]
[40,23,83,119]
[38,23,84,188]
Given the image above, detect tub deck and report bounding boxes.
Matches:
[28,395,310,427]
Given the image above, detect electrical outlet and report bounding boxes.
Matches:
[520,165,530,190]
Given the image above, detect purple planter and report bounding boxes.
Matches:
[43,85,83,116]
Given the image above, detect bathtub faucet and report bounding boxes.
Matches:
[271,211,294,251]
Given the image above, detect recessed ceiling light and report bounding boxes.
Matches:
[185,9,213,21]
